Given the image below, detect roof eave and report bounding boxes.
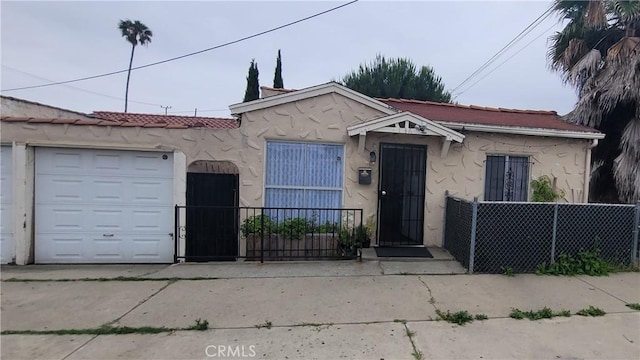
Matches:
[437,121,605,140]
[229,82,397,116]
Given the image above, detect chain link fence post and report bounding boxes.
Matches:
[442,190,449,248]
[469,197,478,274]
[551,203,558,264]
[633,202,640,264]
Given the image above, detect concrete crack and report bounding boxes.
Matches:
[403,323,424,360]
[60,334,99,360]
[105,279,176,327]
[418,276,439,311]
[575,277,629,304]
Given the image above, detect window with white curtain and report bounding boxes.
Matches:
[265,141,343,213]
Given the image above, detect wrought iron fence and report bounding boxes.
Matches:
[174,206,364,262]
[443,193,640,273]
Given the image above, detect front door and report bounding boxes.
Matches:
[186,173,239,261]
[378,143,427,246]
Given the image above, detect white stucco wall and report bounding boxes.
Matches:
[0,91,591,253]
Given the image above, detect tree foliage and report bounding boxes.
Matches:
[243,59,260,102]
[118,19,153,113]
[548,0,640,203]
[340,55,452,103]
[273,49,284,88]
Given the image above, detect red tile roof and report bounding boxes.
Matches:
[1,112,238,129]
[91,111,238,129]
[379,98,598,133]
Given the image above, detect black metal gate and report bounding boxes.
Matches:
[377,143,426,246]
[185,173,239,261]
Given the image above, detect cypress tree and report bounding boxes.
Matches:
[243,59,260,102]
[273,50,284,88]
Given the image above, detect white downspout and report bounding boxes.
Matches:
[583,139,598,203]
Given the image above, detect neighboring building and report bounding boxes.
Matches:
[1,95,93,120]
[0,83,604,264]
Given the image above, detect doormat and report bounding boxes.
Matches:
[375,247,433,258]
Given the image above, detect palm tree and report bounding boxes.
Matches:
[548,0,640,203]
[118,19,153,113]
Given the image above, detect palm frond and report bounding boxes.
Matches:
[614,117,640,202]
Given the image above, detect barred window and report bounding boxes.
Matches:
[484,155,529,201]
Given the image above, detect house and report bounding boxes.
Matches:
[0,83,604,264]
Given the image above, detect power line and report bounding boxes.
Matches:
[1,65,164,107]
[456,23,558,96]
[451,4,555,94]
[2,0,358,92]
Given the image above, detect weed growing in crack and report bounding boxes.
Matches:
[501,266,515,277]
[509,307,571,320]
[625,303,640,311]
[1,319,209,336]
[186,319,209,331]
[435,310,474,325]
[255,320,273,329]
[412,350,424,360]
[576,306,606,317]
[402,323,422,360]
[474,314,488,320]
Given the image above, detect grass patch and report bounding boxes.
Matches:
[474,313,488,321]
[626,303,640,311]
[3,276,216,282]
[509,307,571,320]
[436,310,474,325]
[1,319,209,336]
[576,306,606,317]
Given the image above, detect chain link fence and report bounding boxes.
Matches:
[443,196,473,269]
[443,193,640,273]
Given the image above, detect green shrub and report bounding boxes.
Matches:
[535,249,617,276]
[531,175,565,202]
[241,215,275,237]
[278,218,309,240]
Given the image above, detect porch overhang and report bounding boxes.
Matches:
[347,112,465,158]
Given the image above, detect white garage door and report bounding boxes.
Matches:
[35,148,174,263]
[1,146,14,264]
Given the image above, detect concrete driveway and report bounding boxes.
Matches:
[1,263,639,359]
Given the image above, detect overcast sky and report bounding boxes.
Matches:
[1,0,578,117]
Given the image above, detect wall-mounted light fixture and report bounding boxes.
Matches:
[369,151,376,165]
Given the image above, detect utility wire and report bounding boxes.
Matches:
[451,4,555,94]
[1,65,164,107]
[2,0,358,92]
[456,22,558,96]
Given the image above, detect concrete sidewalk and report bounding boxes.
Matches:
[1,264,639,359]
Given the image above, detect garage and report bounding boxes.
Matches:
[35,148,174,263]
[1,145,14,264]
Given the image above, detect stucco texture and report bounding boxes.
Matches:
[1,92,589,247]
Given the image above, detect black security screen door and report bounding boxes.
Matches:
[378,143,427,246]
[186,173,239,261]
